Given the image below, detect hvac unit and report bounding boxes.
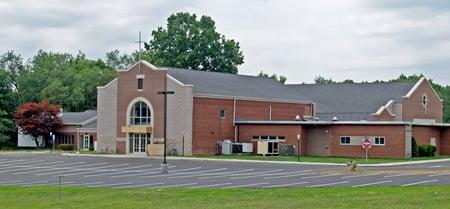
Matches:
[257,141,279,156]
[221,140,233,155]
[241,143,253,153]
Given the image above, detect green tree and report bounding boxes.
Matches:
[144,12,244,74]
[257,71,287,84]
[313,76,335,84]
[0,68,16,148]
[105,49,137,70]
[17,50,116,112]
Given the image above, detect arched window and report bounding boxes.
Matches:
[130,101,151,125]
[422,94,428,108]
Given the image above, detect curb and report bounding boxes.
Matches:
[13,152,450,167]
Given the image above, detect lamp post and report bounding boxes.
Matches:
[296,134,301,162]
[157,78,174,174]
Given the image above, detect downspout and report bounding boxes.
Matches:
[269,106,272,121]
[233,98,237,143]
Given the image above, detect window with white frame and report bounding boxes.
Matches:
[251,136,286,142]
[219,108,226,119]
[374,136,385,145]
[130,101,151,125]
[340,136,350,145]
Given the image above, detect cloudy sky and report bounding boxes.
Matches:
[1,0,450,84]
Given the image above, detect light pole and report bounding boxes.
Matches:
[157,77,174,174]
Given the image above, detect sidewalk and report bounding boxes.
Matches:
[58,152,450,167]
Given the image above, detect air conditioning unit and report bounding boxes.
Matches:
[221,140,232,155]
[242,143,253,153]
[257,141,279,156]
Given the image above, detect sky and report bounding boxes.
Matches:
[1,0,450,84]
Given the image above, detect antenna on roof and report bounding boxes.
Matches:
[134,31,144,72]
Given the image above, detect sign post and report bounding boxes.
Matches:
[361,137,372,163]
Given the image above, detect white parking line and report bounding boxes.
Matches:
[113,182,165,189]
[263,172,314,180]
[35,162,108,176]
[231,170,312,180]
[401,179,438,187]
[0,180,22,184]
[428,173,450,177]
[342,174,378,179]
[0,159,28,166]
[153,183,197,188]
[352,181,392,188]
[2,161,67,173]
[189,183,232,188]
[0,160,45,167]
[262,182,308,188]
[167,168,229,179]
[88,182,134,188]
[12,181,49,186]
[198,169,256,179]
[4,161,88,175]
[307,181,349,188]
[62,182,103,186]
[0,159,9,163]
[141,168,227,179]
[84,165,156,177]
[302,174,341,179]
[111,166,181,178]
[384,173,417,178]
[64,164,130,176]
[223,182,270,189]
[429,165,443,168]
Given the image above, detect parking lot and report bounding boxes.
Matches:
[0,153,449,189]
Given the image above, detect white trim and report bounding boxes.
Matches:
[372,100,395,116]
[194,94,313,105]
[136,74,145,79]
[125,97,154,154]
[97,78,117,89]
[167,74,193,87]
[402,77,443,101]
[236,120,410,125]
[117,60,164,72]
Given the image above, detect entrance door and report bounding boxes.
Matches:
[83,135,90,150]
[129,133,150,154]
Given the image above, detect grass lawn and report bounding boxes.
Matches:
[192,154,450,164]
[0,186,449,209]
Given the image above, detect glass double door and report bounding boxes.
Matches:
[129,133,151,154]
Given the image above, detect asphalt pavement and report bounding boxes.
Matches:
[0,152,448,188]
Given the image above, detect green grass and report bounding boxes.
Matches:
[0,186,449,209]
[192,154,450,164]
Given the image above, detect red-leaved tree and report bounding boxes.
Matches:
[13,102,63,148]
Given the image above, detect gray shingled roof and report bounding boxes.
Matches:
[286,82,415,121]
[80,119,97,129]
[167,68,310,101]
[60,110,97,124]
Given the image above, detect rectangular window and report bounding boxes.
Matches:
[340,136,350,145]
[374,137,385,145]
[137,78,144,90]
[251,136,260,141]
[219,108,226,119]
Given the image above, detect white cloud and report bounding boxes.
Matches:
[1,0,450,84]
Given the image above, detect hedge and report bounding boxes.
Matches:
[57,144,74,151]
[417,144,436,157]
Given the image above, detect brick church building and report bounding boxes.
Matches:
[40,60,450,158]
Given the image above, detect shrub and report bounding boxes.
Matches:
[411,137,419,157]
[417,144,436,157]
[57,144,74,151]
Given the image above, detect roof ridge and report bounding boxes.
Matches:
[286,81,415,86]
[167,67,281,83]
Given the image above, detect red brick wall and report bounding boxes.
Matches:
[238,124,305,155]
[116,63,166,138]
[412,126,440,154]
[402,80,443,123]
[192,97,312,154]
[235,100,312,121]
[440,127,450,155]
[329,125,406,158]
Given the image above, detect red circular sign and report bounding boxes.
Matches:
[362,138,372,149]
